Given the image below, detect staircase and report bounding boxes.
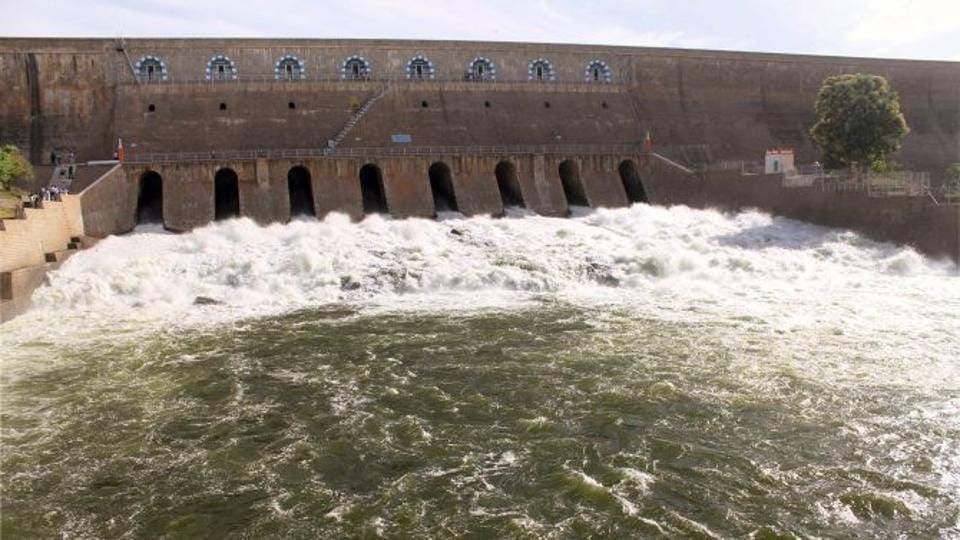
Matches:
[49,166,74,191]
[115,36,140,85]
[328,83,390,151]
[650,153,695,174]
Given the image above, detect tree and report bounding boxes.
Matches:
[945,163,960,195]
[810,73,909,172]
[0,145,34,191]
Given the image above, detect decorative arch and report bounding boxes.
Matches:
[341,55,372,80]
[135,55,168,82]
[275,54,305,80]
[206,54,237,80]
[528,58,555,81]
[466,56,496,81]
[585,60,612,83]
[406,55,435,80]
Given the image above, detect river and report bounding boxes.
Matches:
[2,204,958,537]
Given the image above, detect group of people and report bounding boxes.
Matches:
[28,186,68,207]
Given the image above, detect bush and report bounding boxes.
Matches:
[945,163,960,194]
[0,145,34,191]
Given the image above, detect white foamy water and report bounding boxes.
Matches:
[4,204,958,341]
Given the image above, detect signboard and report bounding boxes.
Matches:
[391,134,412,144]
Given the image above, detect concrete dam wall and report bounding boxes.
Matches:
[0,38,958,267]
[1,38,957,170]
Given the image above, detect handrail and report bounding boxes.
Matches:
[649,152,694,174]
[124,144,648,164]
[116,37,140,86]
[329,82,391,149]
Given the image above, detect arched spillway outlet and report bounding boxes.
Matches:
[214,168,240,220]
[287,166,316,218]
[359,164,388,215]
[618,159,648,204]
[558,159,589,210]
[495,161,525,209]
[137,170,163,224]
[428,162,459,214]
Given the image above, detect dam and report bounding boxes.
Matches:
[1,38,958,245]
[1,38,960,538]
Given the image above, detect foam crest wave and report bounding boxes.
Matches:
[10,204,959,333]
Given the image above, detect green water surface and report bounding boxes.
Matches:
[2,305,957,538]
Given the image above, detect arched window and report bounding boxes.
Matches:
[406,55,435,80]
[584,60,612,83]
[342,55,371,80]
[528,58,555,81]
[466,57,496,81]
[135,55,167,82]
[206,55,237,81]
[275,54,305,80]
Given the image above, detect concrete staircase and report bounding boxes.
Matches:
[650,152,695,174]
[49,165,74,191]
[328,83,391,150]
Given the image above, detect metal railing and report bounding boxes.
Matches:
[692,159,766,174]
[780,170,933,197]
[124,144,650,164]
[649,153,694,174]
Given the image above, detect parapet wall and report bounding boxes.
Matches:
[689,172,960,266]
[77,164,135,237]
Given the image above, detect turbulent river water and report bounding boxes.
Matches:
[2,204,959,538]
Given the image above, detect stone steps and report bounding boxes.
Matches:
[329,83,391,148]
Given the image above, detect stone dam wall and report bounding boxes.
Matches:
[1,38,957,174]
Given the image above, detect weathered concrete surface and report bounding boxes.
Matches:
[0,264,49,322]
[0,197,89,323]
[1,38,956,178]
[0,196,83,272]
[78,164,136,236]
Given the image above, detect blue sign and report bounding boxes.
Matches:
[391,134,412,144]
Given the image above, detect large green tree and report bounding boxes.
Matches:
[0,145,34,190]
[810,73,909,171]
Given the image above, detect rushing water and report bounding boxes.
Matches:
[2,205,959,538]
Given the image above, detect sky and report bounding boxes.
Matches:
[1,0,958,61]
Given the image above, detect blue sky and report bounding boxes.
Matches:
[2,0,958,61]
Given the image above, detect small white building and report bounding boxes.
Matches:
[764,148,795,175]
